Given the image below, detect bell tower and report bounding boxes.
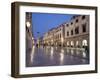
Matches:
[26,12,34,49]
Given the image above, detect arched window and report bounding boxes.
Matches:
[82,40,87,46]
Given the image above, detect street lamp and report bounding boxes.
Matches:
[26,21,31,28]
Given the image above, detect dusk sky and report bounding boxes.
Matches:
[32,12,76,39]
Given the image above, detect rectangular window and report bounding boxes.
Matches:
[82,15,85,20]
[76,19,78,23]
[82,23,86,32]
[67,31,69,36]
[60,34,61,38]
[71,30,73,35]
[58,34,60,39]
[75,27,79,34]
[66,24,69,27]
[71,22,73,25]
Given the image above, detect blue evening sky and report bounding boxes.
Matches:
[32,12,76,39]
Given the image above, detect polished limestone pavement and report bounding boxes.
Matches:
[26,46,89,67]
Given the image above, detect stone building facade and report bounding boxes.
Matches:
[53,24,65,46]
[43,24,65,46]
[64,15,89,48]
[43,15,89,49]
[43,28,55,46]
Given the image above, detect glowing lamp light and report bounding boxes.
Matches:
[32,37,34,40]
[26,21,31,28]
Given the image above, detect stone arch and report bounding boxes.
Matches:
[67,41,69,47]
[82,39,88,46]
[71,41,74,47]
[82,39,89,52]
[76,41,81,48]
[76,41,79,46]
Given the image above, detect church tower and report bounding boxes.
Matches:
[26,12,34,50]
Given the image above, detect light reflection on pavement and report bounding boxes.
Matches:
[26,46,89,67]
